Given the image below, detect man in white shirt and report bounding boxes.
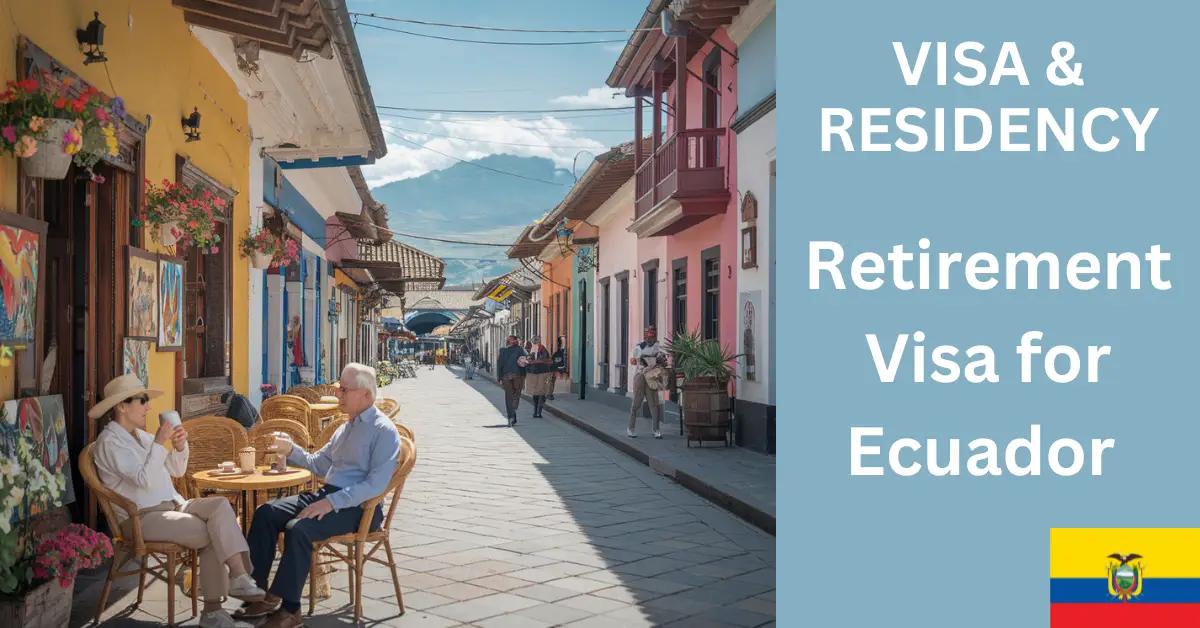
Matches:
[628,326,666,438]
[89,375,265,628]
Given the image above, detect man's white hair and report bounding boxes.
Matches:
[342,363,377,401]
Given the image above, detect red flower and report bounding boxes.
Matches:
[53,96,66,109]
[17,78,38,92]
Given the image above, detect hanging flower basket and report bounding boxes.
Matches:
[159,221,182,247]
[18,118,73,180]
[1,73,123,180]
[138,179,225,252]
[251,251,272,269]
[239,228,298,269]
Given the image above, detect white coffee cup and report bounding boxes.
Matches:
[218,461,235,472]
[160,410,181,428]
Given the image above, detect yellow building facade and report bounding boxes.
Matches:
[0,2,250,437]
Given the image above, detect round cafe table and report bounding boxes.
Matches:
[192,466,313,530]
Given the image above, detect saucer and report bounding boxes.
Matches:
[213,467,243,475]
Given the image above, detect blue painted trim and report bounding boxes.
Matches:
[282,268,290,392]
[260,269,268,389]
[278,155,372,170]
[314,258,323,384]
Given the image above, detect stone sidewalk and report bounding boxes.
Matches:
[468,367,775,535]
[72,366,775,627]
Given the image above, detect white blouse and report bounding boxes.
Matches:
[93,421,189,521]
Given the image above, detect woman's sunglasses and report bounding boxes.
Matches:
[124,395,150,405]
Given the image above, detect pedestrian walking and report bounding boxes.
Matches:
[628,326,666,438]
[497,335,528,426]
[550,336,566,400]
[525,336,554,417]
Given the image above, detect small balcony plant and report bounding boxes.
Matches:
[0,72,122,180]
[137,179,226,252]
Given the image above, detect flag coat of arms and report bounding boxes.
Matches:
[1050,528,1200,626]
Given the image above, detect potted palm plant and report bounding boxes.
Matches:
[665,329,741,445]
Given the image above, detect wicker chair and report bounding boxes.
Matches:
[374,398,400,418]
[393,421,415,445]
[260,394,311,428]
[286,386,322,403]
[79,444,198,627]
[315,416,348,450]
[308,436,417,620]
[177,416,248,498]
[314,383,339,397]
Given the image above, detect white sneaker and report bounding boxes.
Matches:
[627,429,637,438]
[200,609,253,628]
[228,573,266,602]
[653,431,662,439]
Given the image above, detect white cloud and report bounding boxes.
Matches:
[550,87,632,109]
[361,116,613,187]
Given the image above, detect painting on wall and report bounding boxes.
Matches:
[0,395,74,527]
[0,213,47,347]
[126,247,159,340]
[123,338,151,385]
[157,257,184,351]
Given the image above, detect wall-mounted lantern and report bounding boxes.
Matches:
[76,12,107,65]
[182,107,201,142]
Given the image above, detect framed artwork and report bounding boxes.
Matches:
[157,256,184,351]
[0,394,74,527]
[123,338,151,385]
[741,226,758,269]
[126,246,159,340]
[0,212,47,347]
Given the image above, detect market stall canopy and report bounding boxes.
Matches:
[472,268,541,303]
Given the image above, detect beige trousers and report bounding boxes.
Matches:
[126,496,249,600]
[629,371,663,432]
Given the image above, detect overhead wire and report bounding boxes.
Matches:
[378,104,633,114]
[349,12,654,34]
[381,123,604,150]
[356,21,625,46]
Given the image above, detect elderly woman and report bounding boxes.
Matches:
[524,335,555,418]
[89,374,265,628]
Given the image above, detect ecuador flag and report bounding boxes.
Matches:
[1050,528,1200,627]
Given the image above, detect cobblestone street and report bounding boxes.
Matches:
[76,367,775,627]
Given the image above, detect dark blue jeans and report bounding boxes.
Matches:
[247,485,383,612]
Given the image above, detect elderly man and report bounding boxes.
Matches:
[238,363,403,627]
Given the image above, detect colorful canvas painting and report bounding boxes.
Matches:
[0,395,73,529]
[157,257,184,351]
[0,217,45,346]
[123,338,150,385]
[127,247,158,340]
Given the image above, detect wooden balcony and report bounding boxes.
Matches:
[630,128,730,238]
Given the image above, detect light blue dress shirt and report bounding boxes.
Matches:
[287,405,402,511]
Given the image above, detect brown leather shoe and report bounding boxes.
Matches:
[232,597,280,619]
[259,609,303,628]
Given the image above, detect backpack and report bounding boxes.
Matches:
[222,392,260,429]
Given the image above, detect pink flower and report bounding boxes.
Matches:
[28,116,44,133]
[210,246,219,254]
[1,125,15,143]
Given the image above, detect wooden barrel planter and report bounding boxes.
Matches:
[680,376,732,447]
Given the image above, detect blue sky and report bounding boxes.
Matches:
[349,0,649,186]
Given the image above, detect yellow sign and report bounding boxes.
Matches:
[487,284,513,302]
